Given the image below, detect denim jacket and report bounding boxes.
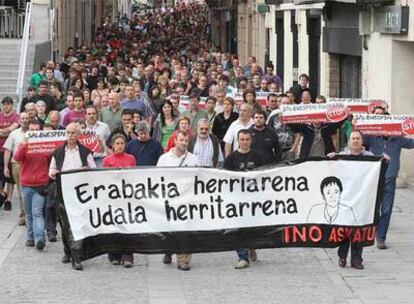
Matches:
[363,136,414,178]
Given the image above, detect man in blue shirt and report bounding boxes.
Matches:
[120,85,147,116]
[363,107,414,249]
[126,121,163,166]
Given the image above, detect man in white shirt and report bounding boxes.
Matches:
[223,103,254,156]
[3,112,30,225]
[156,131,197,271]
[49,122,96,271]
[85,105,110,167]
[188,118,223,167]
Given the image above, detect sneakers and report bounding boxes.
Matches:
[376,239,387,250]
[235,259,249,270]
[338,257,346,268]
[111,260,121,266]
[177,263,191,271]
[3,200,11,211]
[25,240,35,247]
[36,240,45,250]
[72,261,83,271]
[162,253,172,264]
[123,261,133,268]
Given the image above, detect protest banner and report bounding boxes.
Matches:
[26,130,100,154]
[57,157,386,260]
[327,98,388,114]
[256,91,270,107]
[179,95,206,110]
[225,88,244,105]
[281,103,348,124]
[353,114,414,136]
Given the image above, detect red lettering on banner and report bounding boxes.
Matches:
[326,107,348,122]
[328,228,338,242]
[283,226,376,244]
[352,229,361,242]
[292,226,307,242]
[283,227,290,243]
[336,227,345,241]
[367,226,376,241]
[308,226,322,243]
[402,118,414,135]
[283,226,322,243]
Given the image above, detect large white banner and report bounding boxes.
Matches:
[60,159,382,241]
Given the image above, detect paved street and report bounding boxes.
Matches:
[0,188,413,304]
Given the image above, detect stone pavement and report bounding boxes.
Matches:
[0,188,413,304]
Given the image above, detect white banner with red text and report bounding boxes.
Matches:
[353,114,414,136]
[26,130,100,154]
[281,103,348,124]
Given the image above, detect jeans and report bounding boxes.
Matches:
[377,177,396,241]
[22,186,46,242]
[94,157,104,168]
[237,249,249,261]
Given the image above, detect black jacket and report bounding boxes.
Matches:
[249,125,282,165]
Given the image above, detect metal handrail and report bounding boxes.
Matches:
[16,2,31,111]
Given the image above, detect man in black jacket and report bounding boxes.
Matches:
[49,122,96,271]
[289,73,315,104]
[249,109,281,165]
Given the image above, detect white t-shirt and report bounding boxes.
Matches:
[223,118,254,151]
[3,128,25,163]
[156,149,198,167]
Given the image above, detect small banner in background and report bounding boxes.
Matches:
[57,157,386,261]
[26,130,100,154]
[281,103,348,124]
[328,98,388,114]
[353,114,414,136]
[179,95,207,110]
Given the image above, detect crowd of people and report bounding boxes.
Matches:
[0,2,413,272]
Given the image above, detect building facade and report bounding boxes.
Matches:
[51,0,119,61]
[258,0,414,183]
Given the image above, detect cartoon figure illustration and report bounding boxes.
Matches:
[307,176,357,225]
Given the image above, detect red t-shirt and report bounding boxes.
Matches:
[63,109,86,126]
[102,153,136,168]
[0,112,19,152]
[13,143,51,186]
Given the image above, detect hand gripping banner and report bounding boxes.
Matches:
[56,157,386,261]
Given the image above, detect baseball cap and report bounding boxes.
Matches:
[1,96,14,104]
